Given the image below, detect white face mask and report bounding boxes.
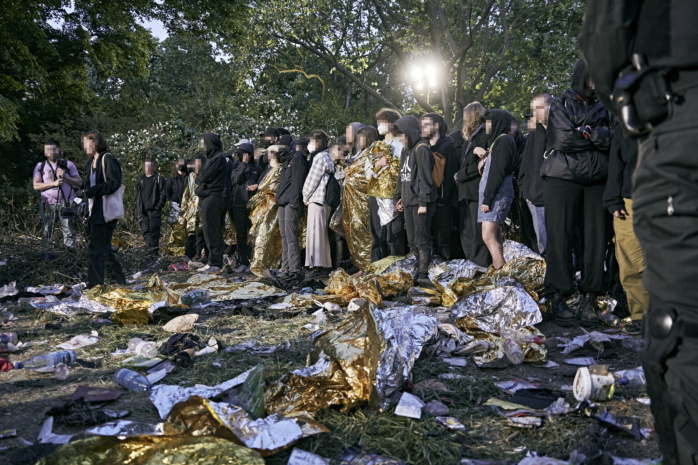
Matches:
[377,123,390,135]
[308,142,317,153]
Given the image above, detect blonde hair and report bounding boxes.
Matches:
[462,102,486,140]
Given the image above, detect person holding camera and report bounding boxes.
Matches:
[32,141,82,249]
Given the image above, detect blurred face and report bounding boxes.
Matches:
[396,133,407,148]
[527,118,537,132]
[531,98,549,126]
[358,134,369,151]
[485,120,492,134]
[345,126,353,146]
[83,136,97,157]
[421,117,437,139]
[44,144,58,161]
[194,158,203,173]
[510,121,517,135]
[178,158,186,173]
[268,151,279,166]
[144,161,154,176]
[199,138,206,151]
[264,136,277,147]
[377,120,392,136]
[308,140,317,154]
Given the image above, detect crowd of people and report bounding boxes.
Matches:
[32,59,646,335]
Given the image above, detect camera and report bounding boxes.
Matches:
[57,158,69,171]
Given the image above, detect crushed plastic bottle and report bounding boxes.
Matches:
[181,289,210,306]
[55,363,70,381]
[618,367,646,388]
[115,368,152,392]
[15,350,76,370]
[501,329,524,365]
[128,338,158,358]
[0,332,18,352]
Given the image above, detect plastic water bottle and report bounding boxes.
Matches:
[128,338,158,358]
[15,350,77,370]
[115,368,152,392]
[619,367,646,388]
[55,363,70,381]
[1,333,18,345]
[501,329,524,365]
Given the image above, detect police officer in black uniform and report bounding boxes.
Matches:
[581,2,698,464]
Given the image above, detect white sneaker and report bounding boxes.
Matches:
[203,266,221,274]
[199,264,210,272]
[188,260,205,269]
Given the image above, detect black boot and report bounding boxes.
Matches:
[579,292,599,327]
[416,249,434,288]
[550,293,578,327]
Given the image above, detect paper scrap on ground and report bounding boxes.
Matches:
[564,357,595,366]
[37,417,73,445]
[287,448,330,465]
[56,331,100,350]
[394,392,425,419]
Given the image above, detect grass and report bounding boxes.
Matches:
[0,236,660,465]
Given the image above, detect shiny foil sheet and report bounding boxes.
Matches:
[373,307,439,406]
[167,274,285,302]
[409,287,443,306]
[430,259,489,307]
[454,318,547,366]
[324,268,412,307]
[450,278,543,333]
[342,151,372,272]
[264,301,383,416]
[376,198,398,227]
[223,209,237,246]
[365,141,400,200]
[165,212,187,256]
[329,166,348,238]
[36,434,264,465]
[182,172,203,236]
[165,396,327,456]
[365,254,410,276]
[86,276,185,325]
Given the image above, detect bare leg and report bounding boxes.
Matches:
[482,221,506,269]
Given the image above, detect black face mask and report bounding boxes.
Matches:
[262,140,272,149]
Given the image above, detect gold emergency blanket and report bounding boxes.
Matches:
[165,396,328,456]
[167,274,286,302]
[342,151,372,271]
[491,240,547,300]
[365,141,400,199]
[224,210,237,247]
[248,165,307,276]
[324,268,413,307]
[85,275,185,325]
[36,434,264,465]
[264,301,383,416]
[183,172,202,236]
[165,216,186,256]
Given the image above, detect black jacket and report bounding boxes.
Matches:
[393,115,437,208]
[275,149,309,208]
[84,151,122,225]
[136,173,166,213]
[517,123,549,206]
[541,60,614,184]
[482,110,518,206]
[166,174,186,204]
[603,125,638,214]
[222,155,235,200]
[431,134,459,207]
[231,159,262,208]
[454,124,488,202]
[195,133,227,199]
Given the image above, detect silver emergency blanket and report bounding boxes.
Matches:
[373,306,440,407]
[149,367,253,419]
[451,276,543,333]
[376,198,398,227]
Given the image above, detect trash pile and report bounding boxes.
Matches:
[0,241,658,464]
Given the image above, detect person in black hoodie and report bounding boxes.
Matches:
[478,110,518,269]
[275,134,309,285]
[540,59,613,327]
[80,130,126,288]
[393,115,437,288]
[518,94,552,257]
[230,142,261,272]
[422,113,458,260]
[166,159,187,225]
[454,102,491,267]
[135,160,166,256]
[195,132,228,272]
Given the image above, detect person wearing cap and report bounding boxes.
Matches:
[229,142,261,272]
[275,134,309,286]
[262,127,280,148]
[296,136,310,161]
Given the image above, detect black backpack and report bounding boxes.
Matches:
[325,175,341,212]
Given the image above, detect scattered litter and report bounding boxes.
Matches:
[162,313,199,332]
[394,391,425,419]
[564,357,595,366]
[518,454,568,465]
[339,447,406,465]
[26,285,68,295]
[225,339,290,355]
[287,448,330,465]
[0,282,19,299]
[145,369,168,384]
[147,360,175,375]
[534,360,559,369]
[0,428,17,439]
[413,379,449,393]
[435,416,465,430]
[86,420,163,437]
[423,400,449,416]
[120,355,162,368]
[442,357,467,367]
[636,397,651,405]
[495,379,539,395]
[194,336,219,356]
[70,386,124,403]
[168,262,189,271]
[56,331,100,350]
[268,302,293,310]
[439,373,466,380]
[37,417,73,445]
[574,365,615,401]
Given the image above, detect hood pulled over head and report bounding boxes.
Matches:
[201,132,223,158]
[485,109,514,146]
[571,58,594,100]
[394,115,423,149]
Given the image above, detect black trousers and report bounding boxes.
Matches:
[138,209,162,255]
[431,202,452,260]
[543,177,607,297]
[369,196,406,261]
[200,195,224,267]
[232,206,250,265]
[459,199,491,268]
[404,203,435,279]
[88,221,125,288]
[634,84,698,465]
[278,204,302,275]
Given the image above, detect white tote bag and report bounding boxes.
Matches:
[101,153,125,222]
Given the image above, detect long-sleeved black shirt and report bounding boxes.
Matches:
[431,135,459,206]
[603,125,638,214]
[517,124,550,206]
[454,125,488,202]
[482,135,517,206]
